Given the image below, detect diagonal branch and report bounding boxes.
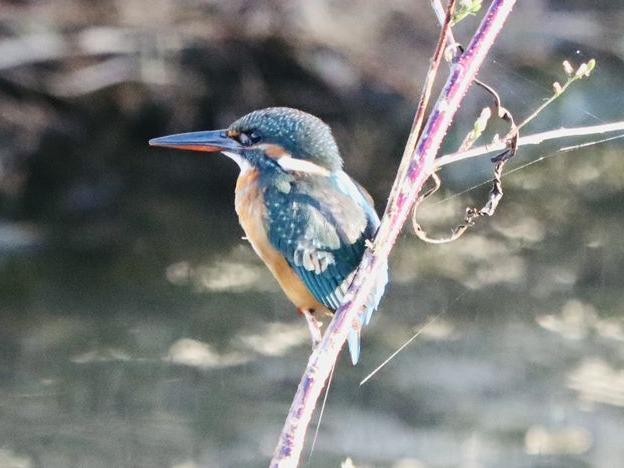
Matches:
[270,1,517,466]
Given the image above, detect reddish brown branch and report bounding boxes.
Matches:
[270,1,517,466]
[385,0,457,216]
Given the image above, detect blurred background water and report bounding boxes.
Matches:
[1,1,624,467]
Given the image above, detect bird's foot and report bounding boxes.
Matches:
[300,308,323,348]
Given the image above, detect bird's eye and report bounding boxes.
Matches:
[238,131,260,146]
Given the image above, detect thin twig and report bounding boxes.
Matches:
[433,132,624,209]
[359,313,442,386]
[516,60,594,131]
[435,121,624,168]
[431,0,460,47]
[270,2,517,466]
[384,0,458,217]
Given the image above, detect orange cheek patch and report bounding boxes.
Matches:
[262,144,288,159]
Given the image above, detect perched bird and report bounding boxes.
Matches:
[149,107,387,364]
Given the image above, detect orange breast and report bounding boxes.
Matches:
[234,169,327,313]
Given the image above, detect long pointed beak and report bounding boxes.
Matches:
[148,130,242,153]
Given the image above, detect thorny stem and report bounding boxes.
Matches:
[270,1,517,466]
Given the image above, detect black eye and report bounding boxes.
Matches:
[238,131,260,146]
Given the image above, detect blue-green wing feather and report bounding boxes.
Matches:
[265,171,388,363]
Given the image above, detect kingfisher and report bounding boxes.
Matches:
[149,107,387,364]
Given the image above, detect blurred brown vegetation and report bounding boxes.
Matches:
[2,0,623,255]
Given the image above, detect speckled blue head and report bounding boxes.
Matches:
[149,107,343,172]
[228,107,342,171]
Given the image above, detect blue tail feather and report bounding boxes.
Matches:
[347,329,361,365]
[346,264,388,365]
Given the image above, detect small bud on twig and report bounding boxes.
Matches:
[552,81,562,95]
[575,63,588,78]
[453,0,483,24]
[575,59,596,78]
[475,107,492,133]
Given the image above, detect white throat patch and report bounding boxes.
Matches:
[223,151,251,173]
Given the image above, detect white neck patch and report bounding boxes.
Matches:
[223,150,330,177]
[276,156,330,176]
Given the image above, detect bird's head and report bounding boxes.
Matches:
[149,107,343,174]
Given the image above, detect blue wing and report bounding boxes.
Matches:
[265,170,388,363]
